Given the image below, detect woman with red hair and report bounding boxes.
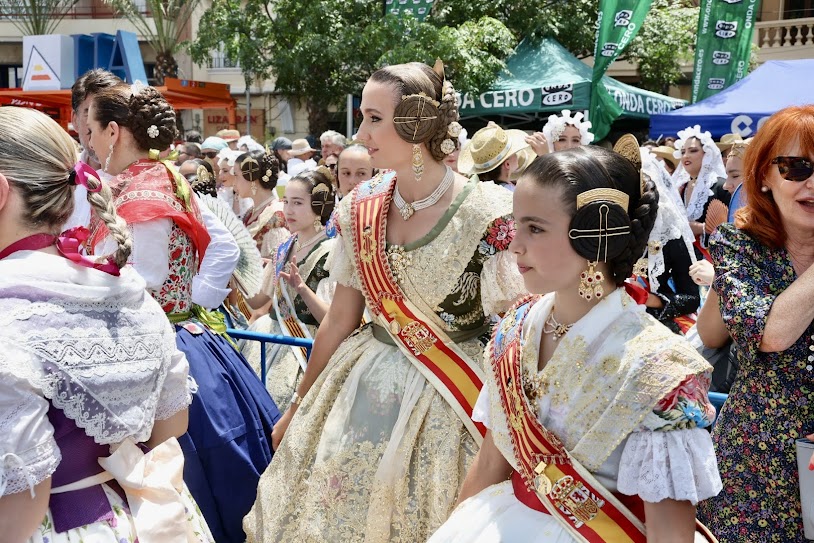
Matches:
[697,105,814,542]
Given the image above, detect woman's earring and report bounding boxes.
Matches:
[104,143,114,172]
[314,217,322,232]
[412,144,424,183]
[761,186,770,193]
[578,261,605,301]
[251,181,257,196]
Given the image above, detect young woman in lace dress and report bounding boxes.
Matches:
[429,144,721,543]
[85,83,280,543]
[0,107,212,543]
[243,61,525,542]
[241,167,338,407]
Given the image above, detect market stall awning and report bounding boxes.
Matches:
[458,38,685,121]
[649,59,814,139]
[0,78,237,130]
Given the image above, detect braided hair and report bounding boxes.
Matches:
[237,149,280,191]
[288,167,337,225]
[369,62,460,162]
[522,146,659,285]
[91,83,177,152]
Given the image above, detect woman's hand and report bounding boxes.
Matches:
[280,257,306,294]
[645,292,665,309]
[525,132,549,156]
[689,221,705,237]
[689,260,715,287]
[271,405,297,451]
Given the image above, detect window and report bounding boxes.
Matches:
[786,0,814,19]
[0,65,23,89]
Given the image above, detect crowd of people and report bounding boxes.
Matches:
[0,61,812,543]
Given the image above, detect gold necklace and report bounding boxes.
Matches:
[294,232,324,254]
[542,307,572,341]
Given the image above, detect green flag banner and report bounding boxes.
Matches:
[590,0,653,140]
[691,0,760,103]
[384,0,434,21]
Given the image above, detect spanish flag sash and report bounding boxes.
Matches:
[271,234,313,370]
[491,298,717,543]
[349,172,486,443]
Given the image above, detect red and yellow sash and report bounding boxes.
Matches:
[491,298,717,543]
[349,173,486,443]
[272,234,312,368]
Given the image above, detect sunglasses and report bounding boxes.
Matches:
[203,151,219,159]
[771,156,814,182]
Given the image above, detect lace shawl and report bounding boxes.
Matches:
[671,126,727,221]
[0,252,193,447]
[641,149,697,291]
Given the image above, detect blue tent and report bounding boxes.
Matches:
[649,59,814,140]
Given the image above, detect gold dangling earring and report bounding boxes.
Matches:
[251,181,257,196]
[578,261,605,301]
[412,144,424,183]
[314,217,322,232]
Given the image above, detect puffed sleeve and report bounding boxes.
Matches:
[710,223,783,360]
[192,199,240,309]
[326,196,362,291]
[477,215,525,316]
[616,373,722,505]
[0,369,61,497]
[154,329,196,421]
[96,219,173,290]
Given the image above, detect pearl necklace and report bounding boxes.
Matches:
[542,307,572,341]
[294,232,325,254]
[393,166,454,221]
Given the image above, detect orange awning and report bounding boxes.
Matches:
[0,78,237,131]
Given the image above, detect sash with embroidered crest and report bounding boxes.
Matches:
[348,171,486,443]
[491,298,718,543]
[270,234,313,369]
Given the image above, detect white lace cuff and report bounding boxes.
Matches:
[1,438,61,497]
[155,375,196,421]
[616,428,722,505]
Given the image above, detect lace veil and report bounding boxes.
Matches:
[671,125,726,221]
[642,149,697,291]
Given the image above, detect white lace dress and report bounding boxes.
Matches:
[429,292,722,542]
[0,251,213,543]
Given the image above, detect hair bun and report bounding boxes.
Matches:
[569,200,631,262]
[393,93,441,144]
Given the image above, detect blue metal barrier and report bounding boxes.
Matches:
[226,328,313,384]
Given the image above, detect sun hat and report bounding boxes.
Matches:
[651,145,678,168]
[288,138,317,156]
[458,123,530,176]
[715,133,746,153]
[217,129,241,142]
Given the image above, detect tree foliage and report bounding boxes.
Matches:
[105,0,204,84]
[190,0,515,134]
[0,0,79,35]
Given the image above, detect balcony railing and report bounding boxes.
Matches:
[755,16,814,49]
[0,4,150,19]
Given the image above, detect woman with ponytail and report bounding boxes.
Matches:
[85,83,280,543]
[429,143,721,542]
[0,107,212,542]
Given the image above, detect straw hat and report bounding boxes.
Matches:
[509,146,537,181]
[288,138,317,156]
[651,145,678,168]
[715,133,745,152]
[458,124,530,176]
[217,129,241,143]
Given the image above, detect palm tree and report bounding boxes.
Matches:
[104,0,203,84]
[0,0,80,35]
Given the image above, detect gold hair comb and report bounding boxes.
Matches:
[576,188,629,210]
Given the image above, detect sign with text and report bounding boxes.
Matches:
[384,0,434,21]
[205,108,266,142]
[691,0,760,103]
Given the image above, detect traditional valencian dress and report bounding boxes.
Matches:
[244,173,524,542]
[0,242,212,542]
[89,158,280,543]
[241,232,336,407]
[429,289,722,543]
[242,192,289,259]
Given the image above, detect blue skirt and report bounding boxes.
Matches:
[175,324,280,543]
